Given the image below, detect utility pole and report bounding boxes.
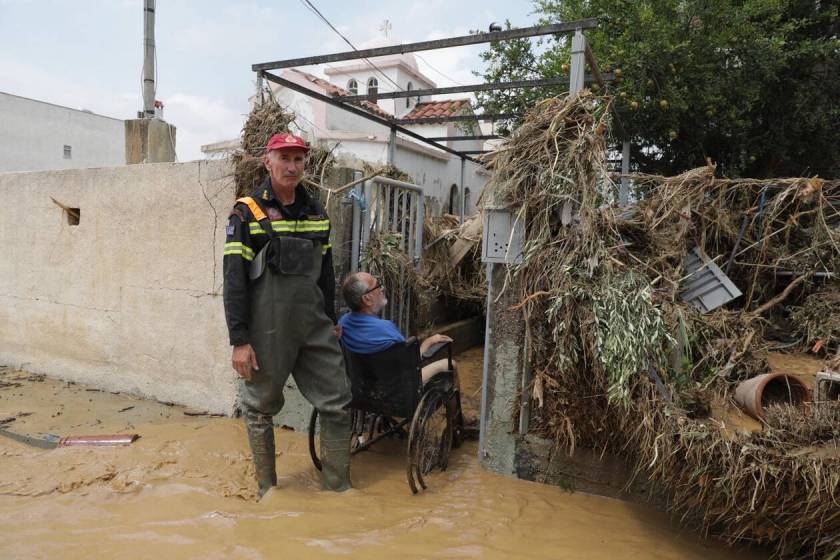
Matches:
[125,0,176,164]
[142,0,156,118]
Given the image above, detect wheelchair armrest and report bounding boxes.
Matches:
[420,341,453,372]
[421,340,449,360]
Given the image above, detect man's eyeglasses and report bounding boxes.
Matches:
[364,280,384,295]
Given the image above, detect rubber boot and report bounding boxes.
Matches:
[246,417,277,498]
[319,411,352,492]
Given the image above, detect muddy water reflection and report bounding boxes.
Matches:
[0,369,764,559]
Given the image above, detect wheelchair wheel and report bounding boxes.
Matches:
[406,389,453,494]
[308,408,322,471]
[449,390,465,449]
[308,408,367,472]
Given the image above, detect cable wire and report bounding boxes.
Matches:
[298,0,405,93]
[415,52,466,87]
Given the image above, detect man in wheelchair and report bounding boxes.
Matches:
[338,272,460,389]
[328,272,462,492]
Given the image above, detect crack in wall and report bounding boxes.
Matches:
[123,284,220,299]
[198,161,219,294]
[0,293,119,319]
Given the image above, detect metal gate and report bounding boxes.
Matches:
[349,175,424,333]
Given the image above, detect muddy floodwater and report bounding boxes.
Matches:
[0,364,765,559]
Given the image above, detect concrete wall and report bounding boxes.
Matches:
[0,91,125,173]
[0,160,237,414]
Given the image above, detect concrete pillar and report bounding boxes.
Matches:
[124,118,177,164]
[478,262,521,476]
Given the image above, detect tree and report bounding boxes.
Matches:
[477,1,839,178]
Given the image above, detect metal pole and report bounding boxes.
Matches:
[459,157,466,222]
[569,29,586,94]
[388,127,397,167]
[142,0,156,117]
[350,172,362,273]
[252,19,599,72]
[338,76,612,103]
[619,141,630,205]
[400,190,409,249]
[383,186,392,232]
[360,180,372,267]
[414,192,424,267]
[255,71,264,106]
[478,262,494,459]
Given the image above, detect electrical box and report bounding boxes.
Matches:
[482,208,524,264]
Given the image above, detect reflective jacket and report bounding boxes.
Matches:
[222,178,336,346]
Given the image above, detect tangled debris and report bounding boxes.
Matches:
[421,214,487,303]
[484,90,839,558]
[361,230,416,291]
[790,288,840,353]
[230,91,336,199]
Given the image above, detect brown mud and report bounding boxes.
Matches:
[0,364,765,559]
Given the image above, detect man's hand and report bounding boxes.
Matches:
[232,344,260,381]
[420,333,453,356]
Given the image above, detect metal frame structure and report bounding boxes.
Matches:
[251,19,609,220]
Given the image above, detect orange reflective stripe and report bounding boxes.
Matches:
[235,196,267,222]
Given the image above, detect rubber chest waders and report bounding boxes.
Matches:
[235,196,352,495]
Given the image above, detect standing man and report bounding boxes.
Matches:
[223,133,352,496]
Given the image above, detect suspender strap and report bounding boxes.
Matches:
[235,197,274,238]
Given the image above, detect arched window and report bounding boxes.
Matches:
[448,184,459,215]
[367,77,378,96]
[347,79,358,95]
[405,82,413,108]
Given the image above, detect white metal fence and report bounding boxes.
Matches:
[350,176,424,333]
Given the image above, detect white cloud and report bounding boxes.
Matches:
[0,54,137,119]
[163,93,245,161]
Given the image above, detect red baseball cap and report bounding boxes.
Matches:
[265,133,310,153]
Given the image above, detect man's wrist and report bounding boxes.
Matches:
[229,331,250,346]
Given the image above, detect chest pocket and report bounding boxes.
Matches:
[268,236,313,276]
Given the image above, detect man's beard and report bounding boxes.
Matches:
[374,297,388,314]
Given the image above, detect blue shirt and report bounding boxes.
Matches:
[338,311,405,354]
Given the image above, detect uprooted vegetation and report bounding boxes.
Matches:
[484,90,839,558]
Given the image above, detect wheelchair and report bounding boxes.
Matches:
[308,337,463,493]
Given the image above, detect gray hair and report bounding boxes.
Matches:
[341,273,369,311]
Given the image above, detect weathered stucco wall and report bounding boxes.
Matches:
[0,160,238,414]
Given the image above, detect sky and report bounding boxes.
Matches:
[0,0,538,161]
